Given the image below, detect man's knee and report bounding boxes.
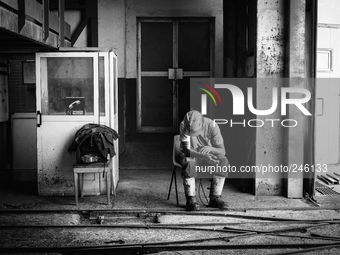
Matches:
[220,157,229,167]
[181,160,197,178]
[215,154,229,167]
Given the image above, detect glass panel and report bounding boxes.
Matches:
[41,57,94,115]
[141,22,173,71]
[99,56,105,116]
[178,21,211,71]
[141,77,173,126]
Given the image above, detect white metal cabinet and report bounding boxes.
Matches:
[12,113,37,181]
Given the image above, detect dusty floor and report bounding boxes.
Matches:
[1,169,340,254]
[1,134,340,254]
[0,168,314,211]
[1,206,340,254]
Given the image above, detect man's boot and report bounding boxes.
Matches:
[183,177,199,211]
[209,176,228,209]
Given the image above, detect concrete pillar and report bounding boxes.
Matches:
[255,0,285,195]
[283,0,306,198]
[255,0,308,197]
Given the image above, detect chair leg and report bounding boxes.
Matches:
[74,172,78,206]
[167,166,176,200]
[112,169,116,197]
[80,173,84,198]
[174,167,179,207]
[107,171,111,206]
[99,173,102,196]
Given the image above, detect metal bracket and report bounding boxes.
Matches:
[168,68,183,80]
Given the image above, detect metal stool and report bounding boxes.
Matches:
[73,159,112,206]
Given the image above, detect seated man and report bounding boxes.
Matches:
[179,110,229,211]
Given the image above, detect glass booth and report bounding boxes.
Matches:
[35,50,118,196]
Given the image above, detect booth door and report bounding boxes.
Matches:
[36,53,101,196]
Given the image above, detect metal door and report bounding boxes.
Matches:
[138,19,213,133]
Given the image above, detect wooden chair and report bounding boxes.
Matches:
[73,159,112,206]
[167,135,181,206]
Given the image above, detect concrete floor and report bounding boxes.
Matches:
[0,133,321,210]
[117,133,312,211]
[0,167,311,211]
[2,133,340,254]
[2,174,340,255]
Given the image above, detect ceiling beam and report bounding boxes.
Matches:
[86,0,98,47]
[71,17,88,46]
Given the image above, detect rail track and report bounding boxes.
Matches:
[1,208,340,254]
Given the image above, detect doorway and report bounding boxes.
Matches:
[137,18,214,133]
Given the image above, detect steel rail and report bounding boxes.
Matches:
[311,233,340,239]
[1,209,337,222]
[1,218,339,229]
[87,220,339,226]
[0,221,335,229]
[0,223,259,234]
[222,222,334,234]
[1,206,340,213]
[274,243,340,255]
[2,242,340,254]
[0,232,256,251]
[0,221,338,239]
[268,233,340,242]
[0,205,340,214]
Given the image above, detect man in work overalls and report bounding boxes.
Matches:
[179,110,229,211]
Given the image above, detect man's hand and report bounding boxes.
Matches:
[200,144,226,156]
[199,146,220,164]
[202,153,219,165]
[199,146,214,154]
